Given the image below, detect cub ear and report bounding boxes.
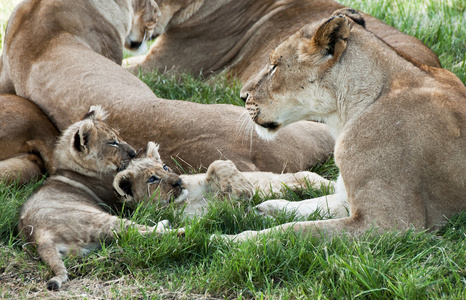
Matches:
[113,172,135,200]
[140,142,162,162]
[73,121,94,153]
[301,15,351,64]
[83,105,108,121]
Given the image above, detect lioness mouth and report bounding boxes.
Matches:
[260,121,281,131]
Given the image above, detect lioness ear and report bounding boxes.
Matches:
[302,15,351,64]
[331,8,365,28]
[113,172,134,200]
[73,121,94,153]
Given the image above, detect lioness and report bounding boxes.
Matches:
[124,0,440,82]
[0,94,58,185]
[215,9,466,242]
[0,0,334,180]
[114,142,337,218]
[18,106,176,290]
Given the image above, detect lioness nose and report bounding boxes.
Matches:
[240,93,249,102]
[129,41,142,49]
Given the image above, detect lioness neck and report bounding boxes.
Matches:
[327,27,431,138]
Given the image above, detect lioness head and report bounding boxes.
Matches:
[125,0,161,50]
[240,9,372,139]
[53,106,136,176]
[113,142,188,208]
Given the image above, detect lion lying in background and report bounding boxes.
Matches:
[114,142,339,219]
[215,9,466,242]
[0,95,58,185]
[124,0,440,82]
[0,0,334,186]
[18,107,178,291]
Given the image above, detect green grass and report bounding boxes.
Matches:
[1,0,466,298]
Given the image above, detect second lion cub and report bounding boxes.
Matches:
[18,107,176,291]
[114,142,336,218]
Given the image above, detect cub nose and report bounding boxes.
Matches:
[172,178,182,188]
[128,149,137,159]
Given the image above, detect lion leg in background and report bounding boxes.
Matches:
[0,95,59,185]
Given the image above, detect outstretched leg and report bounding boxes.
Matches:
[255,193,348,219]
[36,240,69,291]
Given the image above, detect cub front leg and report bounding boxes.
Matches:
[206,160,255,200]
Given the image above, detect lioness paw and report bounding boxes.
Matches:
[255,199,291,216]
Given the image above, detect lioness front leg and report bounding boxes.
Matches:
[206,160,255,200]
[255,193,348,219]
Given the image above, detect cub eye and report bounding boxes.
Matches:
[147,175,160,184]
[163,165,169,171]
[269,64,277,75]
[109,140,119,147]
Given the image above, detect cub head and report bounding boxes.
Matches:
[113,142,188,208]
[53,106,136,176]
[125,0,161,50]
[240,9,369,140]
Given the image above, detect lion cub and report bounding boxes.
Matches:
[114,142,334,218]
[18,107,172,291]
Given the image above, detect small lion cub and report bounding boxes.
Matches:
[18,106,172,291]
[114,142,333,218]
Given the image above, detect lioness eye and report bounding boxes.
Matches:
[147,175,160,184]
[163,165,169,171]
[269,64,277,75]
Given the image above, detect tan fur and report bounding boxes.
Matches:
[123,0,440,82]
[0,0,334,178]
[0,95,58,185]
[115,142,333,218]
[18,107,175,291]
[216,10,466,242]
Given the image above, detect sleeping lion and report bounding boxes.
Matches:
[0,0,334,186]
[124,0,440,82]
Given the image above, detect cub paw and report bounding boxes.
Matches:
[207,160,254,200]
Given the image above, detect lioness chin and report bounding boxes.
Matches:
[18,106,175,291]
[114,142,338,219]
[216,9,466,242]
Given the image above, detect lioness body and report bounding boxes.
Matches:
[18,107,176,290]
[219,10,466,241]
[125,0,440,82]
[0,95,58,185]
[0,0,333,176]
[115,143,334,218]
